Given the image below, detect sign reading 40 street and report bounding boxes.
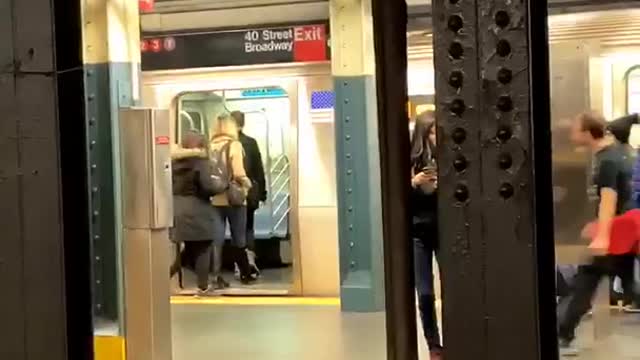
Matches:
[141,23,329,71]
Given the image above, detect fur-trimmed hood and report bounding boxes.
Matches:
[171,144,207,160]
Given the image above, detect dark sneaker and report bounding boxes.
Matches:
[558,338,579,357]
[214,276,230,290]
[240,274,258,285]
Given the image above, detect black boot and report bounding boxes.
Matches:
[211,245,229,289]
[170,248,184,289]
[234,247,256,284]
[215,276,230,289]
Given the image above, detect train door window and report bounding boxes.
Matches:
[177,93,226,142]
[179,110,203,136]
[225,87,292,242]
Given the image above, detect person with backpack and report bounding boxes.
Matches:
[231,111,266,276]
[209,113,256,284]
[409,111,443,360]
[170,131,221,294]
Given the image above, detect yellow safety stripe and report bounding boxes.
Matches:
[170,296,341,306]
[94,336,126,360]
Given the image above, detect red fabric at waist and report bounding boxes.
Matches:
[586,209,640,255]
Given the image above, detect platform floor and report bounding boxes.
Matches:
[170,303,640,360]
[171,304,393,360]
[571,312,640,359]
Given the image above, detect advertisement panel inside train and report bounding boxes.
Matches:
[141,24,330,71]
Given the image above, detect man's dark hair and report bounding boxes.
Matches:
[230,111,245,128]
[579,112,607,139]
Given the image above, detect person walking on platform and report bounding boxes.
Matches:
[231,110,266,277]
[210,114,257,285]
[170,131,220,295]
[558,112,638,356]
[409,111,443,360]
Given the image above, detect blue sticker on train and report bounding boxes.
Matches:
[241,88,287,98]
[311,91,335,109]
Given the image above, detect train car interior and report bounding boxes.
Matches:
[141,64,339,297]
[175,88,294,294]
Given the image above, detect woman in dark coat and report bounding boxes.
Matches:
[409,111,443,360]
[170,131,219,294]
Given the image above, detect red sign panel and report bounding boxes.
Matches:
[155,136,170,145]
[293,25,327,62]
[139,0,154,12]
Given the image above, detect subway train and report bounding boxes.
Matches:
[139,5,640,295]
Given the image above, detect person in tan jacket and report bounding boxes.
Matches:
[209,114,256,284]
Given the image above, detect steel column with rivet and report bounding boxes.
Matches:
[82,0,143,358]
[330,0,386,312]
[432,0,558,359]
[1,0,94,358]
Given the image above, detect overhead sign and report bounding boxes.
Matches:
[141,24,330,71]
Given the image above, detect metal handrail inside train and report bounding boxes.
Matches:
[179,110,197,132]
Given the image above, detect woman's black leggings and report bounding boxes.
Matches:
[171,240,213,291]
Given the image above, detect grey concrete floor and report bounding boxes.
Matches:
[570,312,640,359]
[170,304,640,360]
[171,305,393,360]
[94,303,640,359]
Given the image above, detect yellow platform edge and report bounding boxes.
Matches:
[170,296,341,306]
[94,335,125,360]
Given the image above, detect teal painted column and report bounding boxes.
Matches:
[82,0,141,330]
[330,0,385,312]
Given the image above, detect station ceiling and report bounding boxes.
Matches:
[141,0,640,57]
[148,0,637,15]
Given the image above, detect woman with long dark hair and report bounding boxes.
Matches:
[409,111,443,359]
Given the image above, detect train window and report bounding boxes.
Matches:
[179,110,202,132]
[177,94,226,143]
[627,66,640,115]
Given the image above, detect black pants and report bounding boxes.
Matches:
[559,254,638,341]
[413,217,442,350]
[171,240,213,291]
[414,236,441,350]
[246,206,257,251]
